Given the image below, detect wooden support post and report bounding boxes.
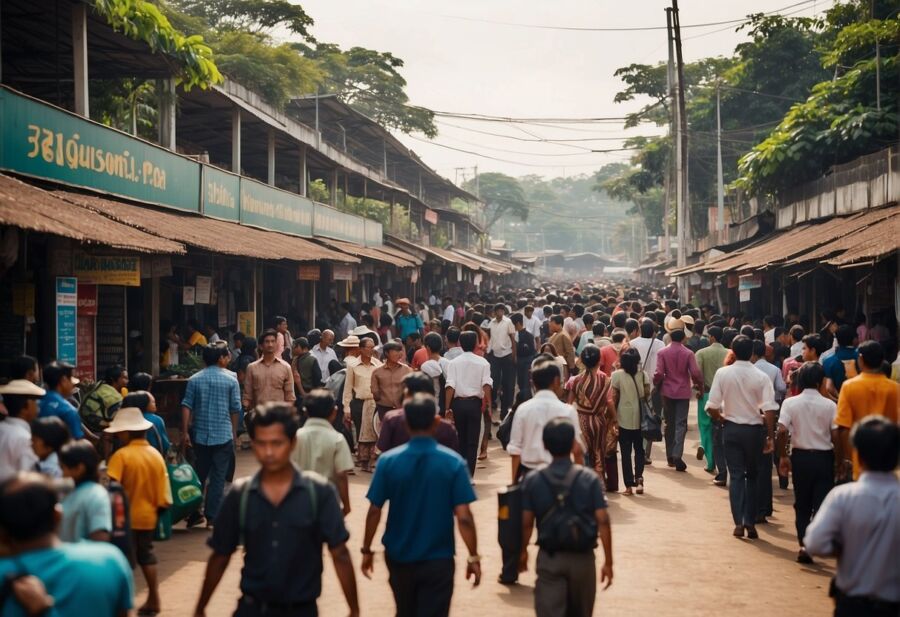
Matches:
[231,108,241,174]
[330,169,338,207]
[72,3,89,117]
[157,78,176,150]
[267,128,276,186]
[299,144,308,197]
[150,276,160,376]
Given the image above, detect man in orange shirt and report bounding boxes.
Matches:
[835,341,899,479]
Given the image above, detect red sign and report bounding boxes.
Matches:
[726,273,739,289]
[77,284,98,316]
[424,209,438,225]
[76,314,96,383]
[297,264,320,281]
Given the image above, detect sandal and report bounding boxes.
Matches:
[636,478,644,495]
[623,487,634,496]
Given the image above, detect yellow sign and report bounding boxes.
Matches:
[237,311,256,338]
[73,253,141,286]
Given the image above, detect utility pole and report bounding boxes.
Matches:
[474,164,480,199]
[671,0,689,280]
[716,80,725,231]
[665,7,675,258]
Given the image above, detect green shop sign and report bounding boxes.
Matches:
[0,87,200,213]
[240,177,313,237]
[202,165,240,222]
[313,203,367,245]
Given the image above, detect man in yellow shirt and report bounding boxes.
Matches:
[835,341,899,479]
[185,319,208,349]
[107,407,172,616]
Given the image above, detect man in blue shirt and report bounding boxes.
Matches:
[361,394,480,617]
[0,472,134,617]
[38,361,85,439]
[823,324,859,398]
[394,298,424,341]
[181,343,242,526]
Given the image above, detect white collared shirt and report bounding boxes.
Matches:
[707,360,779,425]
[312,345,339,380]
[778,389,836,451]
[0,417,38,482]
[445,352,492,398]
[754,358,787,401]
[508,390,582,467]
[630,336,663,386]
[487,317,515,357]
[442,305,456,323]
[524,315,542,340]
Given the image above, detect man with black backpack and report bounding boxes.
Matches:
[519,418,613,617]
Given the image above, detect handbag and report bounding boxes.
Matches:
[635,373,662,442]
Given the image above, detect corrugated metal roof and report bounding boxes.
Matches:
[790,205,899,267]
[0,173,185,254]
[54,191,358,264]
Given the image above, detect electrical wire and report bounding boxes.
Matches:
[427,0,816,33]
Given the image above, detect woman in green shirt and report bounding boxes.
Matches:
[611,348,650,495]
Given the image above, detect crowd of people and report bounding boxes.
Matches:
[0,281,898,617]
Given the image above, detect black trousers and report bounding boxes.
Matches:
[387,557,455,617]
[488,353,516,418]
[792,449,834,545]
[234,596,316,617]
[453,398,483,476]
[757,448,774,518]
[516,355,534,403]
[618,428,645,488]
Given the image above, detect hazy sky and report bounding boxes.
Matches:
[298,0,834,181]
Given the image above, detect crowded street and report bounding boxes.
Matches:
[1,1,899,616]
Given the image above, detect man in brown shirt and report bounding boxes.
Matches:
[548,315,576,371]
[243,328,295,409]
[371,341,412,418]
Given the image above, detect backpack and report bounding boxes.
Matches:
[535,465,597,554]
[79,383,123,433]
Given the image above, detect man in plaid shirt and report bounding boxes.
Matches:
[181,343,242,527]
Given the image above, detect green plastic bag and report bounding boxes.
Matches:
[167,462,203,523]
[154,509,172,542]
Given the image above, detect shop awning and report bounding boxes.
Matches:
[451,248,516,274]
[313,237,418,268]
[0,174,185,254]
[781,205,899,267]
[386,235,483,271]
[682,204,899,274]
[55,191,358,264]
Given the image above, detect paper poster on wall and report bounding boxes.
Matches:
[183,286,196,306]
[473,274,483,287]
[410,269,419,284]
[195,276,212,304]
[218,296,229,328]
[237,311,256,338]
[739,289,751,302]
[56,277,77,365]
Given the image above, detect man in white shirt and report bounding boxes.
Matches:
[775,362,836,564]
[788,325,805,359]
[508,359,584,484]
[486,303,517,422]
[523,305,542,345]
[441,297,456,325]
[445,331,493,478]
[312,329,339,381]
[705,335,779,539]
[763,315,779,345]
[0,380,45,482]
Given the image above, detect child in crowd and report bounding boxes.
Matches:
[31,416,71,478]
[106,407,172,617]
[59,439,112,543]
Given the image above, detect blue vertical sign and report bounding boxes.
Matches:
[56,277,77,364]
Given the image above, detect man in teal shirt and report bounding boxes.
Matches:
[361,394,480,617]
[394,298,424,341]
[695,326,728,479]
[0,472,134,617]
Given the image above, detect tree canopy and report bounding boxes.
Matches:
[462,172,529,231]
[608,0,898,236]
[163,0,436,135]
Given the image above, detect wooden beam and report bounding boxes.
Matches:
[72,3,89,117]
[267,128,276,186]
[299,144,308,197]
[231,107,241,174]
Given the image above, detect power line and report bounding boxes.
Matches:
[436,119,660,143]
[428,0,816,32]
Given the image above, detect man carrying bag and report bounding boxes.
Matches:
[519,419,613,617]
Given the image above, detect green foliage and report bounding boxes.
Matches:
[295,43,437,137]
[91,80,158,139]
[735,11,900,195]
[92,0,222,90]
[213,31,322,107]
[462,173,529,230]
[167,0,314,37]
